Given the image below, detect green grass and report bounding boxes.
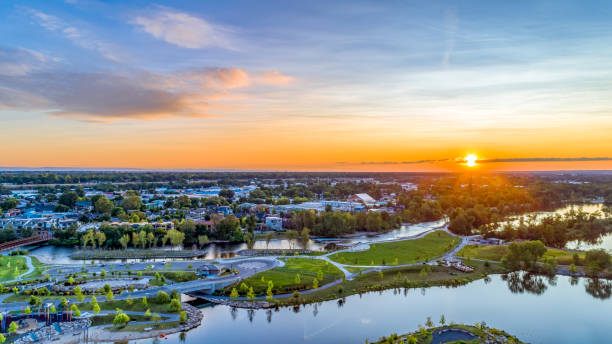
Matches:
[224,258,344,295]
[107,321,180,332]
[457,245,588,265]
[345,266,372,274]
[329,231,459,266]
[79,298,175,313]
[276,261,506,306]
[90,313,167,326]
[0,256,30,282]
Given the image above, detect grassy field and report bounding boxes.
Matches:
[456,245,588,265]
[276,260,506,306]
[329,231,459,266]
[90,313,167,326]
[79,298,175,313]
[108,321,180,332]
[0,256,30,282]
[224,258,344,295]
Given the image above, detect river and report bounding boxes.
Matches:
[125,274,611,344]
[28,220,445,264]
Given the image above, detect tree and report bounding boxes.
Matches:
[317,269,324,281]
[264,232,273,249]
[71,304,81,317]
[106,290,114,301]
[294,273,301,284]
[152,313,161,324]
[147,232,155,248]
[247,287,255,301]
[300,227,310,246]
[198,235,210,248]
[119,234,130,250]
[94,196,113,214]
[244,232,255,250]
[95,231,106,248]
[440,314,446,325]
[0,333,6,344]
[74,286,85,302]
[156,291,170,304]
[8,321,18,334]
[58,191,78,208]
[24,306,31,314]
[230,288,239,299]
[585,249,611,275]
[113,309,130,327]
[49,305,56,313]
[219,189,235,200]
[121,195,141,211]
[179,311,187,323]
[313,278,319,289]
[93,303,100,315]
[502,240,547,271]
[169,298,182,312]
[60,297,68,308]
[142,296,148,308]
[138,230,147,249]
[286,230,298,249]
[425,316,434,328]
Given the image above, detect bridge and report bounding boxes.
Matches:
[0,233,53,252]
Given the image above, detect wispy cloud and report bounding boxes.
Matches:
[25,8,121,61]
[0,54,293,123]
[132,6,234,50]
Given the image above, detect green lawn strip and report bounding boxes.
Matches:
[0,256,30,282]
[3,294,72,303]
[224,258,344,296]
[329,231,459,266]
[90,313,168,326]
[79,299,173,314]
[457,245,588,265]
[106,321,180,332]
[275,261,506,306]
[344,266,372,274]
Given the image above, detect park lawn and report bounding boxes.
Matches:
[0,256,30,282]
[2,294,69,303]
[79,298,174,314]
[227,258,344,296]
[276,261,506,306]
[90,313,167,326]
[457,245,587,265]
[107,321,180,332]
[345,266,372,274]
[329,231,459,266]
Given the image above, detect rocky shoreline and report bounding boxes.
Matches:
[202,297,276,309]
[87,302,203,342]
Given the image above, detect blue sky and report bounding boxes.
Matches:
[1,0,612,170]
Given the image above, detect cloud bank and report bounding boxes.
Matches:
[0,47,293,122]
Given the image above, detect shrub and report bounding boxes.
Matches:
[156,291,170,304]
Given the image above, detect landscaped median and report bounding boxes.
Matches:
[371,322,526,344]
[456,244,586,265]
[275,261,506,307]
[329,231,460,266]
[220,257,344,297]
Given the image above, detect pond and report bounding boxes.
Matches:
[127,274,611,344]
[28,220,445,264]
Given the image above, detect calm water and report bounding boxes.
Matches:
[29,221,443,264]
[127,274,611,344]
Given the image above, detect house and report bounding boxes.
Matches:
[265,216,283,231]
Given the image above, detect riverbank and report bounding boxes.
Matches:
[70,248,207,260]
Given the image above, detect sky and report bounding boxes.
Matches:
[1,0,612,172]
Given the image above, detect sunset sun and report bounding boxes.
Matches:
[465,154,478,167]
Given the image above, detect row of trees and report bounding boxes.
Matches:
[289,209,402,236]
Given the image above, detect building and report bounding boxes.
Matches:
[265,216,283,231]
[348,193,377,207]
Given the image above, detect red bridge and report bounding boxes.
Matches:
[0,233,53,252]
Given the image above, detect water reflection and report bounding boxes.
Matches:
[585,279,612,300]
[502,272,549,295]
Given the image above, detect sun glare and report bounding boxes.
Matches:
[465,154,478,167]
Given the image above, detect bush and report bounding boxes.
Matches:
[156,291,170,304]
[169,298,182,312]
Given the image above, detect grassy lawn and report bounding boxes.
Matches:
[224,258,344,296]
[79,298,174,313]
[0,256,30,282]
[2,294,73,303]
[107,321,180,332]
[90,313,167,326]
[457,245,587,265]
[345,266,372,274]
[276,260,506,306]
[329,231,459,266]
